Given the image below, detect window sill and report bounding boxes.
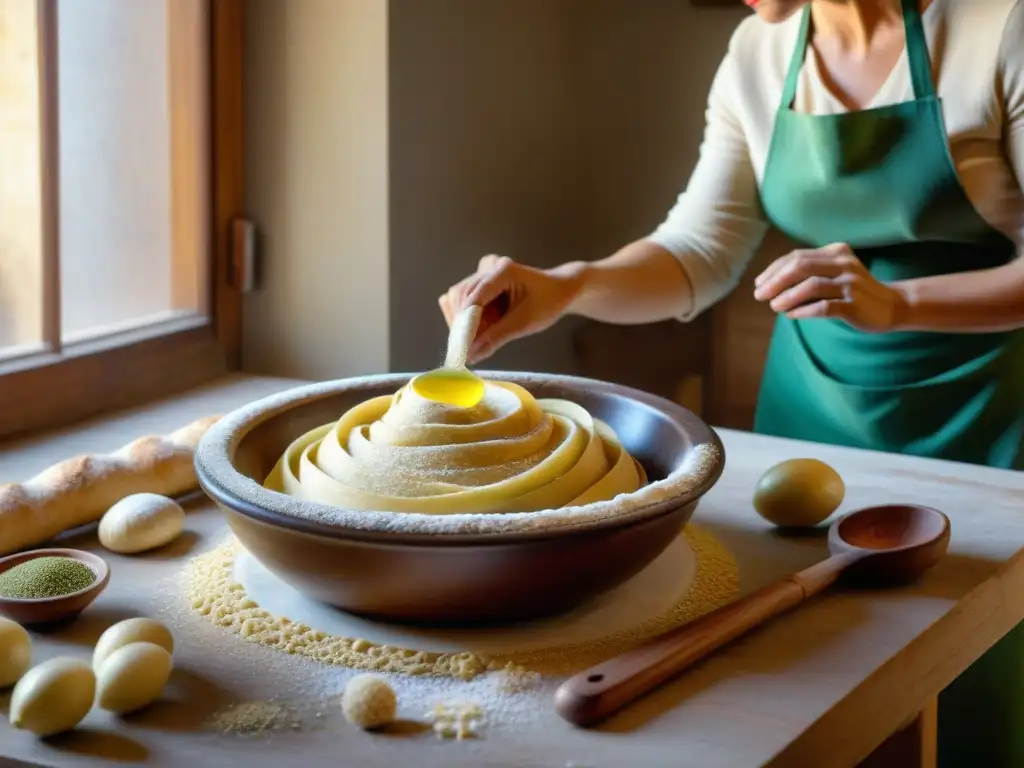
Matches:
[0,372,303,477]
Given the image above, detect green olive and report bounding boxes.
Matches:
[752,458,845,528]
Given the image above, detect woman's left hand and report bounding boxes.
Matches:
[753,243,909,333]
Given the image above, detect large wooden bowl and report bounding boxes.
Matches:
[194,372,725,624]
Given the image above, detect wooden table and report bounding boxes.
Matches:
[1,374,1022,768]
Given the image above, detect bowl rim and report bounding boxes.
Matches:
[195,371,726,544]
[0,548,110,605]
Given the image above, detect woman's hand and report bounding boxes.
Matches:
[439,255,583,364]
[753,243,910,332]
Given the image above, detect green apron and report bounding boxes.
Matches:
[753,1,1024,764]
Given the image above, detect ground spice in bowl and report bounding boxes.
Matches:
[0,556,97,599]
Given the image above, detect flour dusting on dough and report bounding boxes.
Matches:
[196,372,721,537]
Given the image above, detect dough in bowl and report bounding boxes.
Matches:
[265,379,646,515]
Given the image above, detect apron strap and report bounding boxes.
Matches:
[901,0,935,100]
[779,0,935,111]
[780,6,812,110]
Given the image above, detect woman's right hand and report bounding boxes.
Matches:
[439,255,583,364]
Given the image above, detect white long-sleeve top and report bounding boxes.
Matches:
[648,0,1024,320]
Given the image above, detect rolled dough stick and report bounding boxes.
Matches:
[0,415,219,555]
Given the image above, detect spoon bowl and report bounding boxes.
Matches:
[411,304,486,408]
[830,503,950,585]
[411,367,485,408]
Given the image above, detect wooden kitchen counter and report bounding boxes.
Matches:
[0,374,1022,768]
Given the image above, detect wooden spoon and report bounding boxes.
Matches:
[554,503,950,727]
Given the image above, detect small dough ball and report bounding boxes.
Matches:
[99,493,185,554]
[10,657,95,737]
[341,674,397,730]
[753,458,845,528]
[93,617,174,671]
[96,642,173,714]
[0,617,31,688]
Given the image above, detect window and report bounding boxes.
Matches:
[0,0,243,439]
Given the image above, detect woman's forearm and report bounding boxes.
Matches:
[894,256,1024,333]
[553,239,694,325]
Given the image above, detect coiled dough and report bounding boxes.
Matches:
[265,380,645,514]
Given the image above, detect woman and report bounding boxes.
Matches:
[440,0,1024,763]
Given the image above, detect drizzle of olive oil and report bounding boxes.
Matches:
[411,368,485,408]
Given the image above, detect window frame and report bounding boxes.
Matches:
[0,0,245,440]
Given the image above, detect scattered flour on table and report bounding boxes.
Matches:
[429,699,486,740]
[155,518,738,741]
[211,700,299,735]
[181,525,737,677]
[184,538,499,680]
[156,561,555,739]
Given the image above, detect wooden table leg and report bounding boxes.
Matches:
[856,696,937,768]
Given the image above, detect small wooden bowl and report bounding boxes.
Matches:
[0,548,110,625]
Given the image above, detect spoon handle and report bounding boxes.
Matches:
[554,553,858,727]
[445,305,483,369]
